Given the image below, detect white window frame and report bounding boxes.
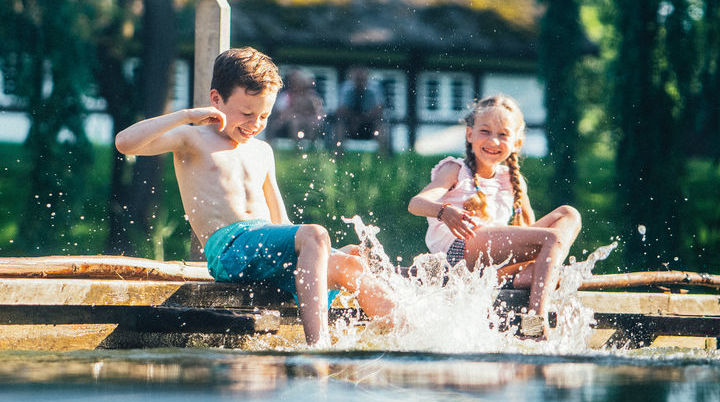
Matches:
[368,69,407,120]
[481,72,546,125]
[417,71,474,122]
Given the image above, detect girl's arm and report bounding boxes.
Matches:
[408,163,476,240]
[115,107,226,156]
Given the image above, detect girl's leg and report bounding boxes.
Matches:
[464,206,581,323]
[294,224,332,345]
[531,205,582,256]
[464,225,564,319]
[505,205,582,289]
[327,252,395,319]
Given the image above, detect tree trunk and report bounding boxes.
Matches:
[124,0,177,258]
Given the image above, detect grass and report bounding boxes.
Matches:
[1,142,718,274]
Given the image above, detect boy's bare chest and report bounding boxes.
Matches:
[207,149,267,186]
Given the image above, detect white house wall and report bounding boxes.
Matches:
[0,60,547,156]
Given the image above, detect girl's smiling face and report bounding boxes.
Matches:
[465,107,523,178]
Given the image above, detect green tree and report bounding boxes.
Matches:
[96,0,178,257]
[537,0,585,206]
[612,0,686,269]
[695,0,720,160]
[0,1,97,254]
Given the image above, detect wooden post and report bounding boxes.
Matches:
[191,0,231,260]
[193,0,231,107]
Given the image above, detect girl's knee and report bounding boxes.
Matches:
[557,205,582,227]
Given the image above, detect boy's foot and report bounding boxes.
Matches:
[518,313,545,338]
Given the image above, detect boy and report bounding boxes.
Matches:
[116,47,393,346]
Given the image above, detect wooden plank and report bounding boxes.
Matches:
[0,256,212,281]
[1,279,717,316]
[0,278,294,308]
[579,291,720,316]
[0,325,260,351]
[580,271,720,290]
[0,305,280,334]
[650,336,717,349]
[0,324,119,351]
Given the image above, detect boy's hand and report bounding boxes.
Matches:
[185,107,227,131]
[440,206,477,240]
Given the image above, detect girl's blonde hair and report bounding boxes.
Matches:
[462,95,531,226]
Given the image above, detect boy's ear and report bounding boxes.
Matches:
[209,89,222,107]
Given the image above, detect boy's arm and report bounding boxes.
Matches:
[115,107,226,156]
[262,145,293,225]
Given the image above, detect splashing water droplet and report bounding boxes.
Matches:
[637,225,647,241]
[330,216,618,354]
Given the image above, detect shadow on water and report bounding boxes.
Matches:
[0,349,719,401]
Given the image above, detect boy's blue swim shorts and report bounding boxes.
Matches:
[204,219,339,303]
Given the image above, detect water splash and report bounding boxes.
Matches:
[331,215,617,355]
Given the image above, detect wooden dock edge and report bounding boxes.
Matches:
[0,278,718,351]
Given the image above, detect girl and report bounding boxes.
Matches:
[408,95,581,336]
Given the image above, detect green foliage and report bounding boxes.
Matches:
[608,0,720,271]
[538,0,584,206]
[0,2,101,252]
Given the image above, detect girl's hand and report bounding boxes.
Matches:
[440,206,477,240]
[185,107,227,131]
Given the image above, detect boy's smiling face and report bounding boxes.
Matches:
[210,86,277,144]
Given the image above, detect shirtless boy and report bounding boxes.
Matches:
[115,47,393,346]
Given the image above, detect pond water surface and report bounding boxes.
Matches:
[1,348,719,401]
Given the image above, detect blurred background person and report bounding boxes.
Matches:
[334,67,389,153]
[266,69,324,146]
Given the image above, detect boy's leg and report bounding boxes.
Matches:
[327,252,394,319]
[294,224,332,346]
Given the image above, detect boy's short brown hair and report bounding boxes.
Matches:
[211,47,283,100]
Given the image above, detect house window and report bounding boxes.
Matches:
[426,78,440,111]
[0,57,21,108]
[369,69,407,120]
[418,72,474,122]
[451,78,467,111]
[481,73,545,125]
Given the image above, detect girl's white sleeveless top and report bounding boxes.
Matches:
[425,157,515,254]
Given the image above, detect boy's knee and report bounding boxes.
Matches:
[297,224,331,249]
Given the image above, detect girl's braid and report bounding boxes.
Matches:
[463,141,490,219]
[505,151,529,226]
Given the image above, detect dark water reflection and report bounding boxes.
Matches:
[0,349,718,401]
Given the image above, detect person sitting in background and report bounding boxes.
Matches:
[266,69,324,144]
[334,67,389,153]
